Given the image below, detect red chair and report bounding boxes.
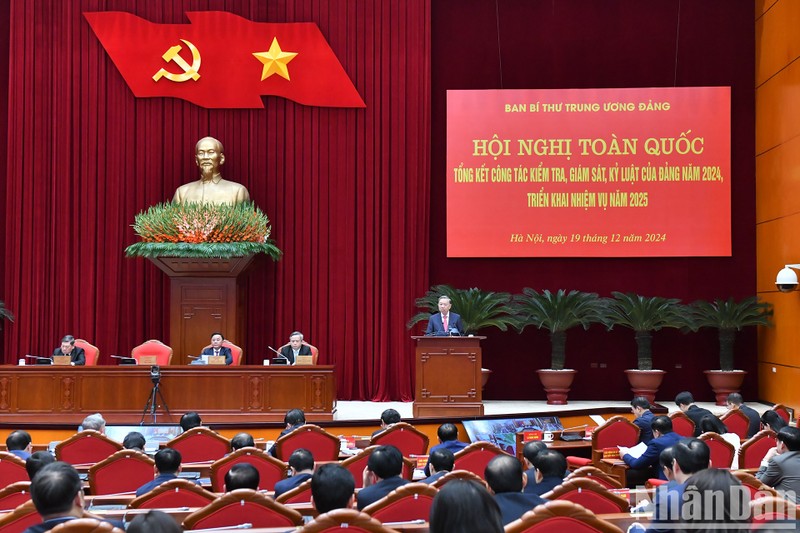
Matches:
[275,479,312,504]
[361,482,438,523]
[128,478,217,509]
[88,449,155,495]
[750,496,797,523]
[49,518,125,532]
[453,441,511,479]
[720,409,751,440]
[369,422,430,456]
[201,340,243,365]
[209,446,287,492]
[773,403,792,424]
[0,452,29,487]
[0,500,41,533]
[541,478,630,514]
[668,411,696,438]
[567,416,639,470]
[74,339,100,366]
[565,466,622,489]
[165,427,230,463]
[131,339,173,366]
[273,424,341,462]
[429,469,488,490]
[340,446,416,489]
[55,430,123,465]
[731,471,779,500]
[278,341,320,364]
[181,489,303,530]
[504,500,624,533]
[301,509,398,533]
[0,482,31,511]
[698,432,736,470]
[738,430,776,469]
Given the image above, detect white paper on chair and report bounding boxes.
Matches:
[620,441,648,459]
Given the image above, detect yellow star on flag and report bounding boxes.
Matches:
[253,37,298,81]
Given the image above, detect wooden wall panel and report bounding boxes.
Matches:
[755,57,800,154]
[755,0,800,86]
[755,215,800,293]
[758,362,800,406]
[757,292,800,367]
[755,0,780,19]
[755,135,800,223]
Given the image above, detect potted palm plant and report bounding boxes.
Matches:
[0,301,13,331]
[606,292,693,403]
[691,296,773,404]
[512,289,606,404]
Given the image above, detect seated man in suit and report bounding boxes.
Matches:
[356,445,409,510]
[230,432,255,452]
[424,423,469,476]
[525,450,566,496]
[371,408,402,437]
[268,408,306,457]
[756,426,800,502]
[224,463,260,491]
[520,441,548,486]
[27,462,125,532]
[425,295,464,336]
[52,335,85,365]
[279,331,312,364]
[648,439,710,533]
[675,391,714,436]
[311,464,356,513]
[484,454,546,525]
[26,451,56,480]
[725,393,762,438]
[81,413,106,434]
[180,412,203,432]
[620,415,682,482]
[199,332,233,365]
[421,448,455,484]
[274,448,315,498]
[136,448,190,496]
[631,396,655,443]
[6,430,33,460]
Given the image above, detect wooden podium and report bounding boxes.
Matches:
[148,256,254,365]
[412,335,484,418]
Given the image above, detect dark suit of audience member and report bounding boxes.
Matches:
[136,472,180,497]
[622,416,682,480]
[200,345,232,365]
[274,472,312,498]
[424,423,469,476]
[268,408,306,457]
[675,391,714,437]
[756,426,800,503]
[485,454,546,525]
[356,445,410,510]
[632,407,655,444]
[421,470,447,484]
[279,343,312,365]
[523,450,566,496]
[274,448,315,498]
[135,448,192,497]
[422,447,456,485]
[726,394,762,438]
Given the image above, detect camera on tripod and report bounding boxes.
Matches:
[150,365,161,384]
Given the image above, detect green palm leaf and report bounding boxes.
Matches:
[407,284,515,335]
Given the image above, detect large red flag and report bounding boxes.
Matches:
[84,11,366,109]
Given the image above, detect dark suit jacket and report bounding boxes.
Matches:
[425,312,464,335]
[421,471,447,484]
[646,480,685,533]
[685,405,715,436]
[738,404,762,438]
[52,346,85,365]
[623,431,683,479]
[524,475,563,496]
[200,346,233,365]
[356,477,409,510]
[424,439,469,475]
[25,517,125,533]
[756,450,800,502]
[634,410,655,443]
[274,472,312,498]
[136,473,180,496]
[279,344,312,365]
[268,424,304,457]
[494,492,547,525]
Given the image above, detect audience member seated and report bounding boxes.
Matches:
[268,408,306,457]
[230,432,255,451]
[422,448,456,484]
[699,415,740,468]
[126,509,181,533]
[649,438,710,532]
[7,430,33,460]
[81,413,106,435]
[680,469,750,530]
[26,462,124,532]
[179,411,203,432]
[725,393,761,438]
[674,391,714,437]
[520,441,548,485]
[371,408,402,437]
[274,448,314,498]
[424,423,469,476]
[525,450,566,496]
[311,463,356,513]
[135,448,190,497]
[484,454,546,526]
[26,451,56,480]
[224,463,260,491]
[356,445,409,510]
[756,426,800,502]
[123,432,146,452]
[620,415,681,481]
[430,479,503,533]
[761,410,788,434]
[631,396,655,443]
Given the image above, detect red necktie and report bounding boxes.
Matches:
[443,315,449,331]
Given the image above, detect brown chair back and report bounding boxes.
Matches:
[504,500,625,533]
[668,411,696,438]
[340,446,416,489]
[88,449,155,495]
[128,478,217,509]
[165,427,230,463]
[131,339,173,366]
[0,452,29,488]
[361,482,438,523]
[730,471,779,500]
[719,409,750,440]
[565,466,622,489]
[273,424,340,462]
[772,403,792,424]
[453,441,511,479]
[49,518,125,533]
[738,429,777,469]
[181,489,303,530]
[541,478,630,514]
[590,416,641,466]
[275,478,313,504]
[0,500,41,533]
[74,339,100,366]
[209,446,287,492]
[0,481,31,511]
[697,432,736,469]
[369,422,430,456]
[55,430,123,465]
[301,509,399,533]
[429,469,488,489]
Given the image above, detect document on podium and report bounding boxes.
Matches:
[619,441,648,459]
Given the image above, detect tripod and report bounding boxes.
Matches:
[140,366,171,424]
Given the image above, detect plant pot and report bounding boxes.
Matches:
[481,368,492,390]
[536,369,577,405]
[624,369,666,405]
[704,370,747,405]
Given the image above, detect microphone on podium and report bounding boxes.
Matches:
[25,354,53,364]
[110,354,137,365]
[267,346,290,365]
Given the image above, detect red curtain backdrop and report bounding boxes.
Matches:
[3,1,430,401]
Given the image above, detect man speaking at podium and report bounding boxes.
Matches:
[425,296,464,336]
[52,335,85,365]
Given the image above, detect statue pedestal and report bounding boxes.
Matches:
[148,256,254,365]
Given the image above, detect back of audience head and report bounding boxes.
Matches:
[631,396,651,410]
[311,464,355,513]
[288,448,315,472]
[699,415,728,435]
[430,479,504,533]
[230,432,255,451]
[681,469,750,532]
[675,391,695,407]
[673,438,710,477]
[30,462,83,518]
[726,392,744,407]
[123,431,146,452]
[659,446,676,480]
[651,415,673,435]
[154,448,181,474]
[429,448,455,474]
[180,411,202,432]
[127,509,182,533]
[484,454,523,494]
[522,440,548,467]
[224,462,260,491]
[81,413,106,433]
[284,408,306,427]
[367,445,403,479]
[6,430,32,451]
[380,408,401,426]
[532,450,566,480]
[26,451,56,480]
[761,410,788,433]
[437,423,458,442]
[776,426,800,452]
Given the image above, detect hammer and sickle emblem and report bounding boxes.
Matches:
[152,39,202,82]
